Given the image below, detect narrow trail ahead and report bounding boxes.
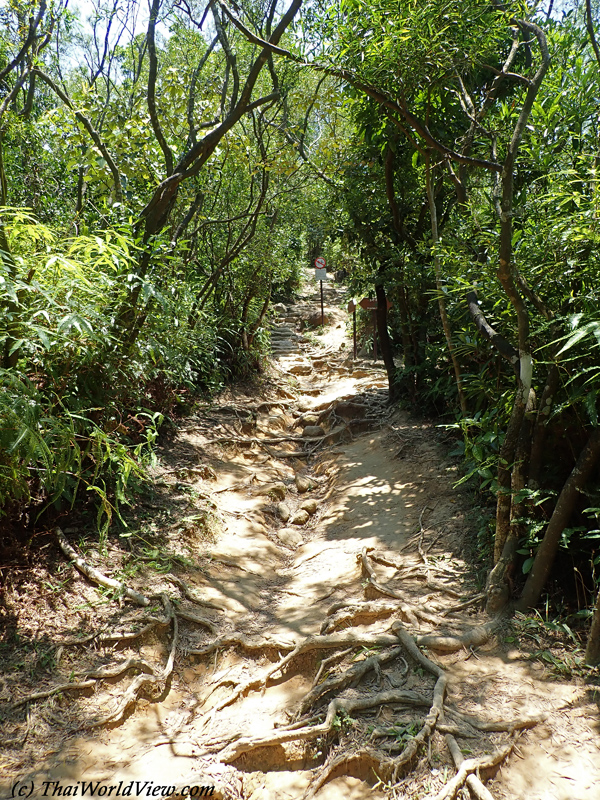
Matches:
[3,274,599,800]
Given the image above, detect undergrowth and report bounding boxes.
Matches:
[0,207,276,535]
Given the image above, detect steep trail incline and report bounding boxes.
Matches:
[2,272,599,800]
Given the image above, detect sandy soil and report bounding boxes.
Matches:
[1,271,599,800]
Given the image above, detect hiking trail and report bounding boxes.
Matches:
[2,271,599,800]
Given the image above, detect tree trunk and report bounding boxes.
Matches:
[425,154,467,415]
[528,362,560,488]
[516,427,600,611]
[485,413,530,614]
[485,24,551,611]
[584,586,600,666]
[375,283,398,402]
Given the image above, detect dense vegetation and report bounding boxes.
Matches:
[2,0,600,661]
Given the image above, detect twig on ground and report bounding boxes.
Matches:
[55,527,150,607]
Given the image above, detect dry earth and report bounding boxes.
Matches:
[1,272,599,800]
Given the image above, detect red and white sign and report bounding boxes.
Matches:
[314,257,326,269]
[358,298,393,311]
[359,298,378,310]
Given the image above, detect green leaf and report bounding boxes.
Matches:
[522,557,535,575]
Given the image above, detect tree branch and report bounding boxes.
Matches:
[0,0,47,84]
[147,0,174,175]
[586,0,600,71]
[33,68,123,203]
[467,290,519,373]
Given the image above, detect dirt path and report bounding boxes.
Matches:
[2,273,599,800]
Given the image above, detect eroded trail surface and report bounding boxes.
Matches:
[2,276,600,800]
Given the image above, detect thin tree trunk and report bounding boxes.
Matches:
[375,283,398,402]
[425,154,467,415]
[485,20,550,610]
[584,586,600,666]
[528,363,560,488]
[517,427,600,611]
[485,410,529,614]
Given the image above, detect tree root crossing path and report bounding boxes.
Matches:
[3,274,600,800]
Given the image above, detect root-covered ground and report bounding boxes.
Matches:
[1,274,599,800]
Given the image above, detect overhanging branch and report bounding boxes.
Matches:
[467,290,519,374]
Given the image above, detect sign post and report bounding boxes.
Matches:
[359,298,378,359]
[314,257,326,326]
[358,297,393,360]
[347,299,357,359]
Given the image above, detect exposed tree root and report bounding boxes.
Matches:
[385,625,447,781]
[160,465,217,479]
[191,615,532,796]
[186,632,298,657]
[370,542,464,599]
[219,687,432,764]
[86,658,156,679]
[13,604,177,727]
[427,737,517,800]
[296,646,407,717]
[56,617,167,648]
[175,607,217,633]
[444,734,495,800]
[203,433,307,446]
[12,680,97,708]
[321,600,401,634]
[440,593,486,616]
[205,622,449,797]
[188,628,398,658]
[98,617,168,643]
[57,632,101,646]
[196,630,402,726]
[359,550,449,626]
[311,648,354,687]
[360,548,404,601]
[56,527,150,606]
[447,709,547,734]
[409,618,503,653]
[82,595,178,729]
[13,658,159,708]
[303,748,396,800]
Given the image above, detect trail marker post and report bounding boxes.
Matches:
[358,297,392,360]
[314,257,326,326]
[359,298,378,359]
[347,299,357,359]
